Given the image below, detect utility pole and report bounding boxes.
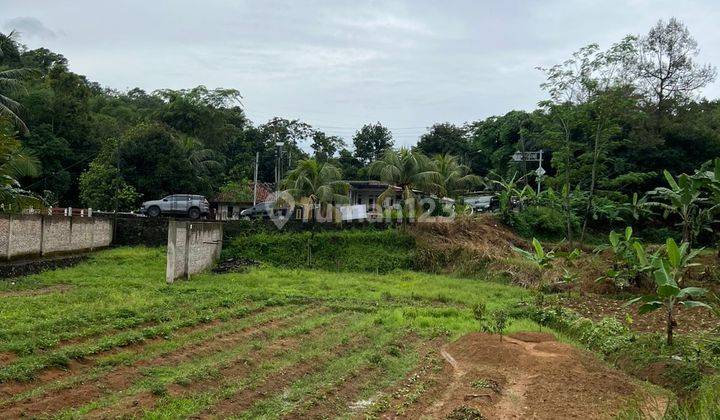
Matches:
[536,150,545,194]
[253,151,259,206]
[274,135,283,190]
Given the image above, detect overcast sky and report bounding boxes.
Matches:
[3,0,720,147]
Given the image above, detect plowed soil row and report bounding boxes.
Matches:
[1,305,317,417]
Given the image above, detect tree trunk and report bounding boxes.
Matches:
[580,122,603,243]
[666,302,676,346]
[560,118,574,245]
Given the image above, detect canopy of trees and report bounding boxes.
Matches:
[0,18,717,220]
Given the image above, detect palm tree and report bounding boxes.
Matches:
[178,136,224,189]
[0,128,40,208]
[368,148,441,222]
[433,154,483,197]
[0,31,33,133]
[283,159,349,264]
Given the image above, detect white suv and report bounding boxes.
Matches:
[140,194,210,219]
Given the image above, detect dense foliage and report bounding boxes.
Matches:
[0,18,717,217]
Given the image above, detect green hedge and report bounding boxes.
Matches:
[223,229,415,273]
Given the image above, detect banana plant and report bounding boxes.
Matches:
[629,238,710,346]
[595,227,653,288]
[645,171,708,243]
[512,238,555,268]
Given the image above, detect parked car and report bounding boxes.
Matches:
[240,201,290,219]
[462,195,499,213]
[140,194,210,219]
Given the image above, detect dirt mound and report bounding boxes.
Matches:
[408,216,555,286]
[410,215,525,261]
[384,331,665,419]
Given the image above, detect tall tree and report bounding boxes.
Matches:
[540,39,638,241]
[416,123,471,159]
[632,18,717,117]
[353,123,393,165]
[311,131,345,162]
[114,123,198,198]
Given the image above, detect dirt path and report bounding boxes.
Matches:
[378,332,665,419]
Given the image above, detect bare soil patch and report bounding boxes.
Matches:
[0,284,73,298]
[377,332,663,419]
[560,293,719,334]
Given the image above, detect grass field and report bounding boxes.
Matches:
[0,247,538,418]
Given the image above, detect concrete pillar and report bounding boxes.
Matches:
[166,220,178,284]
[184,222,191,281]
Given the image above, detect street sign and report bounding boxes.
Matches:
[535,166,546,177]
[511,151,542,162]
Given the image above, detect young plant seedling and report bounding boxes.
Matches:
[512,238,555,269]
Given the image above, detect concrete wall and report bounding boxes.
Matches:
[0,214,113,260]
[166,220,223,283]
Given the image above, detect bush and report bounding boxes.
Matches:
[638,226,682,244]
[505,206,577,240]
[223,229,415,273]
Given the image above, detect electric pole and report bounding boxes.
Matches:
[253,151,259,206]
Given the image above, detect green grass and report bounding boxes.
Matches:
[222,229,416,273]
[8,246,710,418]
[0,246,532,418]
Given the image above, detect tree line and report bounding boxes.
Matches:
[0,18,718,228]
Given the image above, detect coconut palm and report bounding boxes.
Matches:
[433,154,484,197]
[0,128,41,208]
[283,159,349,221]
[0,31,33,133]
[283,159,349,264]
[368,148,441,221]
[178,136,224,190]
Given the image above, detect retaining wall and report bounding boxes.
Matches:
[166,220,223,283]
[0,214,114,260]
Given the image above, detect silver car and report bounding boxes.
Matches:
[140,194,210,219]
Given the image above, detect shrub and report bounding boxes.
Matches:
[505,206,577,239]
[223,229,415,273]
